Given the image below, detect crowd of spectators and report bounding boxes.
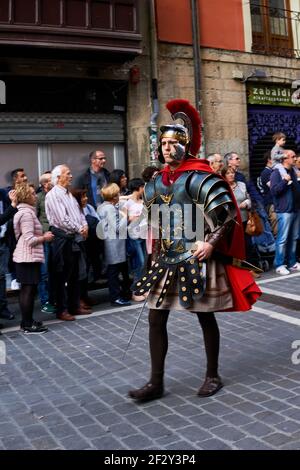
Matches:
[0,149,160,334]
[1,138,299,335]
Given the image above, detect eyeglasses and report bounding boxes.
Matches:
[94,157,106,161]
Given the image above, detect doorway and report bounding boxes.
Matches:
[247,104,300,180]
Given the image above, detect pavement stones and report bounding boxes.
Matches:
[0,276,300,450]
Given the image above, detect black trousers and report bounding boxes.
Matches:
[107,261,131,302]
[53,245,80,315]
[148,308,220,385]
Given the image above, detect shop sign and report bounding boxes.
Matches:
[247,84,299,107]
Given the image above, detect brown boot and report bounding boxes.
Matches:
[128,382,164,401]
[197,376,223,397]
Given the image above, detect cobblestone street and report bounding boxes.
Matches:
[0,272,300,450]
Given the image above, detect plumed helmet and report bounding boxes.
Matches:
[158,99,202,164]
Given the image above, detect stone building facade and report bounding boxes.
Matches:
[132,0,300,179]
[0,0,299,181]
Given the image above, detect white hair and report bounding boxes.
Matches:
[39,173,51,185]
[51,165,65,186]
[207,153,217,163]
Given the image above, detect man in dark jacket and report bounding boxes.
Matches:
[76,150,110,208]
[259,151,277,236]
[270,149,300,275]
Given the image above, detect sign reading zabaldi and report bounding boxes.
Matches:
[247,84,300,107]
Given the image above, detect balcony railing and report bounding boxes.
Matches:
[0,0,141,54]
[251,3,300,58]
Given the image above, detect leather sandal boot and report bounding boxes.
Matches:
[128,382,164,401]
[197,376,223,397]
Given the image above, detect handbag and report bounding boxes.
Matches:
[245,210,264,236]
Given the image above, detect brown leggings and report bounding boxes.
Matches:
[148,308,220,385]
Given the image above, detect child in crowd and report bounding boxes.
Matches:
[97,183,131,306]
[125,178,147,302]
[271,132,296,182]
[271,132,286,166]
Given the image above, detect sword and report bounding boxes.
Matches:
[214,252,263,273]
[122,296,148,360]
[232,258,263,273]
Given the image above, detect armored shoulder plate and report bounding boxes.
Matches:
[187,171,236,229]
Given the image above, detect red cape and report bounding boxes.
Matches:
[159,157,261,311]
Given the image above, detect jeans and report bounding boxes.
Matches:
[38,242,50,305]
[127,238,146,284]
[274,211,300,268]
[0,242,8,312]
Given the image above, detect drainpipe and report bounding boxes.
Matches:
[149,0,159,165]
[190,0,205,156]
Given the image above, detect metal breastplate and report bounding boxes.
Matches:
[136,172,207,308]
[152,173,202,264]
[137,170,235,308]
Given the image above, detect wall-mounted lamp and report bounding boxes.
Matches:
[292,79,300,89]
[233,68,267,83]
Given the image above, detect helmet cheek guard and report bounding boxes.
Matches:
[158,141,164,164]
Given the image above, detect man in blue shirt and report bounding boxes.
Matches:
[76,150,110,208]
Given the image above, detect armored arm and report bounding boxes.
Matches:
[187,171,237,245]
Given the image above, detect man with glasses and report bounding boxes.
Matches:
[207,153,224,174]
[224,152,246,183]
[270,149,300,275]
[76,150,110,208]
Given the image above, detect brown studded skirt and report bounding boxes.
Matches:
[146,259,233,313]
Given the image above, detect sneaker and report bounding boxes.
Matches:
[275,265,290,276]
[11,279,20,290]
[111,298,132,306]
[22,322,48,334]
[41,302,57,314]
[289,262,300,272]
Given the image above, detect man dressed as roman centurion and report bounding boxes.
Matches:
[128,99,261,402]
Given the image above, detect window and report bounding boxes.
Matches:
[250,0,294,56]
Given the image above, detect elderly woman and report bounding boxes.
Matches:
[221,166,251,222]
[13,183,54,334]
[221,167,260,275]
